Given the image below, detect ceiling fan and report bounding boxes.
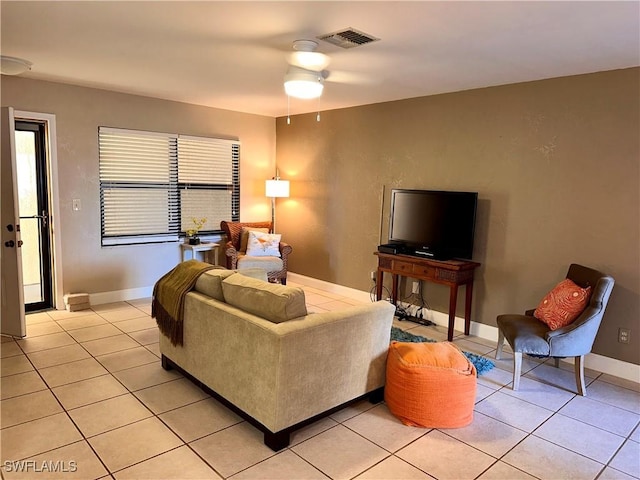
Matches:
[283,30,381,100]
[283,40,330,100]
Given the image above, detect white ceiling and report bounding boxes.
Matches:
[1,1,638,118]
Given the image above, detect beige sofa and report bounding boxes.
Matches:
[159,268,396,450]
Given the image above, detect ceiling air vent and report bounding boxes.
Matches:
[317,28,380,49]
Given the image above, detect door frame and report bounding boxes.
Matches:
[14,110,63,310]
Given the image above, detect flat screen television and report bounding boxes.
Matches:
[387,189,478,260]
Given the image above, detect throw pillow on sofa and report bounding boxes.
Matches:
[222,274,307,323]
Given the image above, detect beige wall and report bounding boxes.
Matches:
[275,68,640,365]
[1,76,276,297]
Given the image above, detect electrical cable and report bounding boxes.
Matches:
[369,281,391,304]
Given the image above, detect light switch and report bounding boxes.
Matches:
[72,199,81,211]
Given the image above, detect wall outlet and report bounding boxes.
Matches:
[618,328,631,344]
[370,271,377,281]
[411,281,420,294]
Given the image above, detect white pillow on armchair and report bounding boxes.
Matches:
[245,231,282,257]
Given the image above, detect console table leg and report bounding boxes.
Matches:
[376,270,383,300]
[448,285,458,341]
[391,274,399,305]
[464,283,473,336]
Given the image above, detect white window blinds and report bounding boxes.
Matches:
[177,136,239,234]
[178,136,234,184]
[99,127,240,246]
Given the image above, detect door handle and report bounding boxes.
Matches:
[5,240,14,247]
[19,212,48,228]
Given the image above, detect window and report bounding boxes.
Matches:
[99,127,239,246]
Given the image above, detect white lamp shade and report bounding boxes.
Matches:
[266,179,290,198]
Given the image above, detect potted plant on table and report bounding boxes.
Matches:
[186,217,207,245]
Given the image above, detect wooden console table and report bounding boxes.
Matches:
[375,252,481,341]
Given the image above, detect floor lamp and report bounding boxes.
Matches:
[265,172,290,234]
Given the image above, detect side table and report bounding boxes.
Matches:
[180,242,219,265]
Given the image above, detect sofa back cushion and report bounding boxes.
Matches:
[194,268,236,301]
[222,274,307,323]
[195,268,269,301]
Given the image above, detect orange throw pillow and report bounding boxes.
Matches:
[534,278,591,330]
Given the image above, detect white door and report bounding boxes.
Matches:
[1,106,26,337]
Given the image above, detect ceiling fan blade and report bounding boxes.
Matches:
[324,70,376,85]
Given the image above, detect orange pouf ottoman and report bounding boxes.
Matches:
[385,341,476,428]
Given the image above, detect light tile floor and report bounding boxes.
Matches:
[1,281,639,480]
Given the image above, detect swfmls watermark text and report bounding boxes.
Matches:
[4,460,78,473]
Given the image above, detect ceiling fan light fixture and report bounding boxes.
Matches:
[289,39,329,71]
[284,67,324,99]
[290,51,329,71]
[0,55,32,75]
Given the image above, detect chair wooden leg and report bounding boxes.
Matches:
[496,329,505,360]
[575,355,587,396]
[512,352,522,391]
[553,357,560,368]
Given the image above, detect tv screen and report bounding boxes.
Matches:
[388,189,478,260]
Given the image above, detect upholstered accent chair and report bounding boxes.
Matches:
[496,264,614,396]
[220,220,292,284]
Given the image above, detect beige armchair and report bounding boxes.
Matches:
[220,220,292,284]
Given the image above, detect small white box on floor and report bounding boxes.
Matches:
[64,293,90,309]
[66,302,91,312]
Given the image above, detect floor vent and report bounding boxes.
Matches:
[317,28,380,49]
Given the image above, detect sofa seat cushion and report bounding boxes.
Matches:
[222,274,307,323]
[237,254,283,272]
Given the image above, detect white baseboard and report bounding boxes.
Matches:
[289,272,640,384]
[89,286,153,306]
